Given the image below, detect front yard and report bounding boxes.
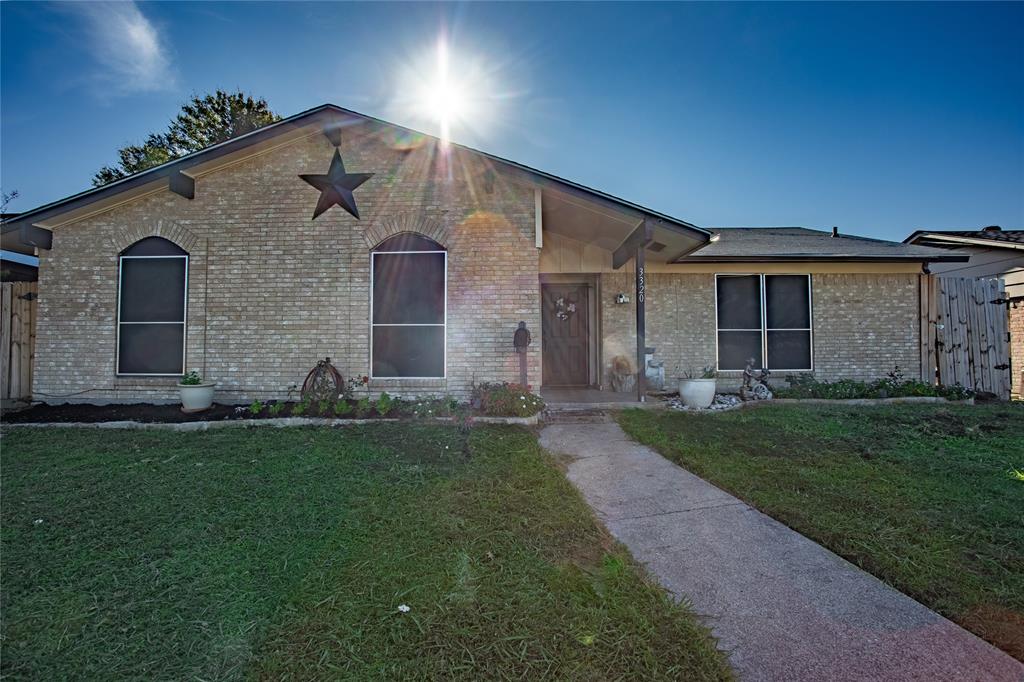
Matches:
[0,424,730,680]
[619,403,1024,661]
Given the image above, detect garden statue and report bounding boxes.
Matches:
[610,355,636,393]
[513,321,532,386]
[740,358,773,401]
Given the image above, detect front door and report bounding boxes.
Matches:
[542,283,590,386]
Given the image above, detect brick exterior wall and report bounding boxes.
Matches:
[598,271,921,390]
[34,123,540,403]
[1010,304,1024,398]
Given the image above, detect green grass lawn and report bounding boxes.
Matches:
[1,424,731,680]
[618,403,1024,661]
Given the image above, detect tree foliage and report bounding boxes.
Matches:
[93,90,281,186]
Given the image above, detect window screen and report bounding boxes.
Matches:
[716,275,762,370]
[117,238,187,375]
[371,234,446,378]
[765,275,811,370]
[716,274,812,371]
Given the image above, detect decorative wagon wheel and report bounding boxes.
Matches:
[301,357,344,402]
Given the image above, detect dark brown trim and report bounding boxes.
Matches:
[635,243,646,402]
[19,224,52,250]
[673,254,970,263]
[3,103,710,247]
[168,171,195,200]
[613,219,654,270]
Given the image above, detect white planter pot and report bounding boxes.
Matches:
[678,378,716,409]
[178,382,216,412]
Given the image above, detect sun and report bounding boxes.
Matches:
[420,39,467,144]
[388,33,515,149]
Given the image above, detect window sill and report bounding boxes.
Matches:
[369,378,447,390]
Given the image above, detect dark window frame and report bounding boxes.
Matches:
[370,235,447,379]
[715,273,813,372]
[116,240,189,376]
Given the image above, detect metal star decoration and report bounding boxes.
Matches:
[298,149,374,220]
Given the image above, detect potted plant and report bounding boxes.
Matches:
[678,366,717,409]
[178,370,216,412]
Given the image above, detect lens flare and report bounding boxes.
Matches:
[387,31,518,149]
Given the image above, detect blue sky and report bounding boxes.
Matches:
[2,1,1021,240]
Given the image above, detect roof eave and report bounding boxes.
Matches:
[673,254,971,263]
[3,103,709,242]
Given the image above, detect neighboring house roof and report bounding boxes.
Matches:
[676,227,967,263]
[1,103,707,243]
[903,227,1024,250]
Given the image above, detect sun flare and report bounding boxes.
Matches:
[421,39,467,144]
[387,32,522,150]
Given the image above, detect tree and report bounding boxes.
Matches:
[92,90,281,186]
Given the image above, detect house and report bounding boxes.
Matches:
[904,226,1023,396]
[2,104,967,404]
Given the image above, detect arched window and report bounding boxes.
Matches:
[371,234,446,378]
[117,237,188,375]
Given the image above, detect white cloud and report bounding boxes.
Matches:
[67,2,175,94]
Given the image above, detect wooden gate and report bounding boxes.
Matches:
[920,275,1011,399]
[1,282,37,401]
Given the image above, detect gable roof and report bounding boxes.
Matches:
[677,227,968,263]
[1,103,707,242]
[904,228,1024,250]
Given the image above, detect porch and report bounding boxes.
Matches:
[534,185,711,401]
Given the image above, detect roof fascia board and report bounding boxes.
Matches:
[673,254,971,263]
[906,233,1024,251]
[3,105,343,230]
[4,103,708,244]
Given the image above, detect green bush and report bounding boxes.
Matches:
[471,382,545,417]
[248,399,264,416]
[776,368,972,401]
[333,400,352,417]
[375,392,394,417]
[355,397,371,418]
[180,370,204,386]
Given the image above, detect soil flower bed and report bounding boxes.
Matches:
[3,388,545,425]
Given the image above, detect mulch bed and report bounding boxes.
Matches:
[1,402,401,424]
[3,402,249,424]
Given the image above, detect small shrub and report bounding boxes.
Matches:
[180,370,204,385]
[376,392,394,417]
[471,382,545,417]
[267,402,284,416]
[682,365,717,380]
[776,367,974,401]
[334,400,352,417]
[291,400,309,416]
[317,399,331,416]
[248,399,264,416]
[355,397,371,418]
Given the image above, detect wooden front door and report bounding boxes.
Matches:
[542,284,590,386]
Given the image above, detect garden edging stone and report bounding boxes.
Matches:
[1,413,539,430]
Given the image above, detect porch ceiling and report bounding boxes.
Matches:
[540,188,707,263]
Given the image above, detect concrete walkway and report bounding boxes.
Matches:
[540,419,1024,682]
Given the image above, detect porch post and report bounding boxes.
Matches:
[635,242,646,402]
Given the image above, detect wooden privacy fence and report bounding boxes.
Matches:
[1,282,37,401]
[920,275,1011,400]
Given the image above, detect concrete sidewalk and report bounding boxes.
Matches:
[540,419,1023,682]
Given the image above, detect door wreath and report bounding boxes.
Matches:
[554,296,577,321]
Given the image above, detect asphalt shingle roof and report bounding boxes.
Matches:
[907,229,1024,246]
[678,227,966,262]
